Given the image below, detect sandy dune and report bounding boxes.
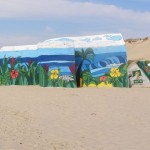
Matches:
[126,38,150,60]
[0,38,150,150]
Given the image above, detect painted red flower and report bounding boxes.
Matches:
[44,64,49,73]
[28,60,33,66]
[11,57,15,66]
[144,66,150,72]
[100,76,107,81]
[69,64,75,74]
[10,70,19,79]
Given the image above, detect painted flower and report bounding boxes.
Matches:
[28,60,32,66]
[10,70,19,79]
[144,66,150,72]
[50,70,59,79]
[100,76,107,81]
[88,83,96,87]
[110,68,121,77]
[59,75,74,82]
[69,64,75,74]
[44,64,49,73]
[98,82,113,88]
[11,57,15,66]
[83,83,87,87]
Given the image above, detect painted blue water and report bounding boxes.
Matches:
[93,37,102,41]
[38,55,74,62]
[0,56,74,64]
[75,52,127,66]
[0,50,37,59]
[38,48,74,56]
[44,38,74,42]
[38,62,74,67]
[48,66,72,75]
[76,51,127,77]
[106,35,123,41]
[88,63,122,77]
[92,67,112,77]
[0,55,75,75]
[75,45,126,55]
[0,48,74,59]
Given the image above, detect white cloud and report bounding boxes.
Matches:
[44,26,54,33]
[0,0,149,22]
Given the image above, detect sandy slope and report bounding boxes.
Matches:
[126,38,150,60]
[0,86,150,150]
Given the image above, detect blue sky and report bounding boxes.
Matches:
[74,0,150,11]
[0,0,149,46]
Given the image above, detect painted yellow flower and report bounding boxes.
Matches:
[98,82,113,88]
[110,68,121,77]
[50,70,59,79]
[83,83,87,87]
[88,83,96,87]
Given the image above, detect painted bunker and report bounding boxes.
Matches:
[0,33,128,88]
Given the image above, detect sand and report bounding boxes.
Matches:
[0,38,150,150]
[126,38,150,60]
[0,87,150,150]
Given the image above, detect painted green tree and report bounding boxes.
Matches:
[75,48,95,87]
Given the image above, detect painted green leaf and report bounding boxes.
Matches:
[86,54,94,62]
[75,50,82,57]
[119,64,128,75]
[123,74,129,87]
[114,79,123,87]
[84,48,95,56]
[137,61,150,80]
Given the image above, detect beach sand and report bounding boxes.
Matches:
[0,38,150,150]
[0,87,150,150]
[126,38,150,60]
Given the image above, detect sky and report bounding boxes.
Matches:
[0,0,150,46]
